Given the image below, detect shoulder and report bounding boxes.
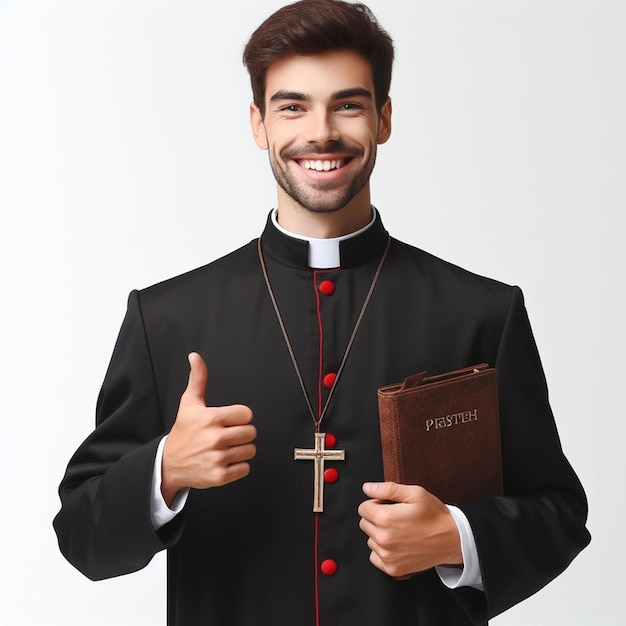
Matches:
[133,239,260,311]
[388,237,519,306]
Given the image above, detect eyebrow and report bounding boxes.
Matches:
[269,87,373,103]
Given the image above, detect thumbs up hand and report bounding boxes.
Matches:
[161,352,256,506]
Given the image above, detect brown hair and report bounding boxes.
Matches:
[243,0,394,117]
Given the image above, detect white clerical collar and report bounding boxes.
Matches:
[271,208,377,269]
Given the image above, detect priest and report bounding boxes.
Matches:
[53,1,590,624]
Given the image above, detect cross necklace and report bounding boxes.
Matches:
[257,235,390,512]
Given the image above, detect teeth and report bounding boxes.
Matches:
[301,159,344,171]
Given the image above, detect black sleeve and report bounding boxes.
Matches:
[460,287,590,619]
[53,290,184,581]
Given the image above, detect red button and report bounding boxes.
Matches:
[324,468,339,484]
[323,372,337,389]
[319,280,335,296]
[320,559,338,576]
[325,433,337,448]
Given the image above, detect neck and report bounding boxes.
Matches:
[275,187,373,238]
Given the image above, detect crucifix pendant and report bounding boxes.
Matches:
[294,432,346,512]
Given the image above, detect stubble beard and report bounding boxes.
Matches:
[268,143,377,213]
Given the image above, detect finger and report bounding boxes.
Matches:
[206,462,250,489]
[369,548,413,580]
[368,545,389,574]
[367,536,386,559]
[224,461,250,484]
[367,539,411,579]
[358,496,395,524]
[360,516,395,553]
[217,423,257,448]
[217,436,256,465]
[362,481,424,504]
[357,498,377,521]
[180,352,209,408]
[222,442,257,465]
[208,404,254,428]
[358,516,378,539]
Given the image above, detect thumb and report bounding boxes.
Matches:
[180,352,208,407]
[362,481,420,503]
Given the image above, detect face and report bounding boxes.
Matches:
[250,50,391,215]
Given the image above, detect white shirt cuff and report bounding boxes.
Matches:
[150,435,189,530]
[435,505,484,591]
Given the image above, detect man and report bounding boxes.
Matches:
[53,1,590,625]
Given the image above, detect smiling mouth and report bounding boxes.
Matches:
[297,158,351,172]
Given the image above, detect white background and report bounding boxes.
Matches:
[1,1,624,624]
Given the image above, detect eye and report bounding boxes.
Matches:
[281,104,303,113]
[336,102,362,112]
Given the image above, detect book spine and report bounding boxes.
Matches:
[377,394,401,483]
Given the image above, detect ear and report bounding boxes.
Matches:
[250,102,268,150]
[377,97,392,145]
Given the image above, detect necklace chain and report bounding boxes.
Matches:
[257,235,391,432]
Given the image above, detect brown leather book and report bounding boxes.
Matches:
[377,364,502,504]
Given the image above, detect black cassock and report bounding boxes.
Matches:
[54,212,589,625]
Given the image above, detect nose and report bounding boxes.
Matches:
[303,107,340,145]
